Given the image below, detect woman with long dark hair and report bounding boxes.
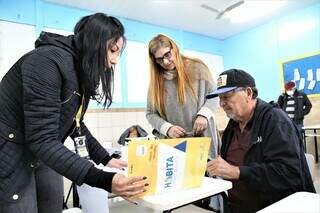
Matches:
[0,13,147,212]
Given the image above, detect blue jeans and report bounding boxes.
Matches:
[0,162,63,213]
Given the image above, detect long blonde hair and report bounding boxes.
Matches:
[148,34,197,117]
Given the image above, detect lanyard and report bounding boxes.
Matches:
[75,95,85,129]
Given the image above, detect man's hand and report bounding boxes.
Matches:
[111,174,148,202]
[193,115,208,136]
[107,158,127,169]
[207,156,240,180]
[167,125,186,138]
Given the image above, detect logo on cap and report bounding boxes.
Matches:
[217,74,227,88]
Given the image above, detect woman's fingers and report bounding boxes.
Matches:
[176,126,186,134]
[121,187,146,197]
[120,179,148,197]
[112,174,148,197]
[193,115,209,136]
[126,176,147,184]
[168,126,186,138]
[174,126,186,137]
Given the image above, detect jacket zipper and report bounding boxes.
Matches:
[61,91,82,140]
[61,91,81,104]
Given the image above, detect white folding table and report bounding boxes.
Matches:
[137,177,232,213]
[257,192,320,213]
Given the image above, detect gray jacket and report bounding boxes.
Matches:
[146,60,221,158]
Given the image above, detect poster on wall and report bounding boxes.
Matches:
[281,52,320,97]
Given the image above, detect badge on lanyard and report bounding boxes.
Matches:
[74,95,89,159]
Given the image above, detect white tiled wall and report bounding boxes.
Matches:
[82,111,153,148]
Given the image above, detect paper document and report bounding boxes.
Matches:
[127,137,211,196]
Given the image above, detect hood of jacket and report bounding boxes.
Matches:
[35,31,78,59]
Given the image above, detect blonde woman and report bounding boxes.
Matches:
[146,33,223,211]
[146,34,220,154]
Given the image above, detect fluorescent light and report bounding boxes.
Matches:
[226,0,287,23]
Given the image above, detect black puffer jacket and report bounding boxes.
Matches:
[277,90,312,124]
[0,32,111,203]
[221,99,315,212]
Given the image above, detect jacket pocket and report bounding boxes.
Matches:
[0,123,24,178]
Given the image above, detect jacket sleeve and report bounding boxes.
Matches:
[302,93,312,115]
[70,121,112,166]
[239,111,304,193]
[22,51,94,185]
[146,89,172,136]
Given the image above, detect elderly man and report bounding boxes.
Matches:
[206,69,315,213]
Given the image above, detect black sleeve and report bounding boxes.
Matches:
[83,166,115,192]
[239,111,303,193]
[22,50,93,185]
[302,93,312,115]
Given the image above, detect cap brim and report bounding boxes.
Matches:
[206,87,237,99]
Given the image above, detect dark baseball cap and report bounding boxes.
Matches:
[206,69,255,99]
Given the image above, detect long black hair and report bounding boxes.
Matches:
[74,13,125,108]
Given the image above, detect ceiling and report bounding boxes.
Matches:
[45,0,319,40]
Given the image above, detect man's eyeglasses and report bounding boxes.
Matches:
[155,48,172,64]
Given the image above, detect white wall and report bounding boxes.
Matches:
[82,111,153,149]
[0,21,224,148]
[0,21,35,79]
[126,40,149,103]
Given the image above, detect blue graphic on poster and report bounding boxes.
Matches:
[281,53,320,96]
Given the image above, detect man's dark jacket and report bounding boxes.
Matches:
[0,32,112,203]
[277,90,312,124]
[221,99,315,212]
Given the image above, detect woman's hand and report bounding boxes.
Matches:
[193,115,208,136]
[107,158,127,169]
[111,174,148,201]
[167,125,186,138]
